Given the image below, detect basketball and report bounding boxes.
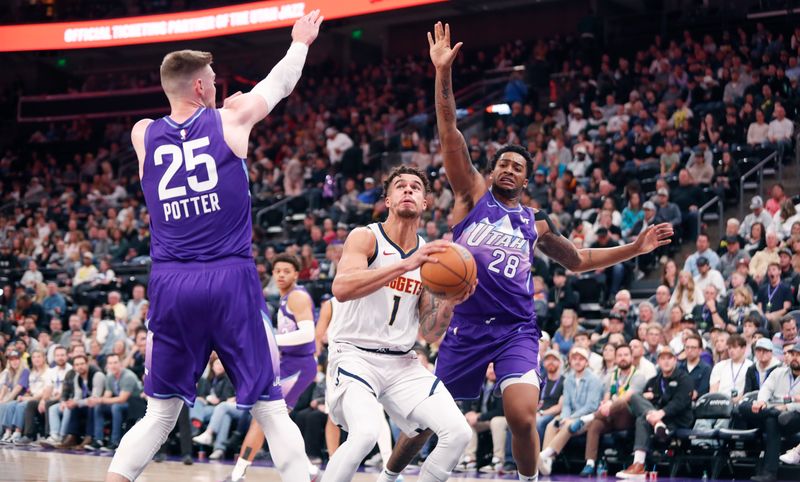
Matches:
[420,242,477,299]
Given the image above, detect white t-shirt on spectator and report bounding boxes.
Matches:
[768,118,794,141]
[326,133,354,164]
[710,358,753,396]
[694,269,727,297]
[28,368,52,398]
[46,364,72,399]
[747,122,769,145]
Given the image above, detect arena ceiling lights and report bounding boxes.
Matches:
[0,0,445,52]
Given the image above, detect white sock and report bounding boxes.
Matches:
[407,392,471,482]
[320,386,383,482]
[541,447,555,459]
[231,456,252,480]
[107,397,183,481]
[519,472,539,481]
[377,468,401,482]
[580,414,595,424]
[633,450,646,465]
[250,400,308,481]
[586,459,595,467]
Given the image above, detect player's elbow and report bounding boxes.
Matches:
[331,279,354,302]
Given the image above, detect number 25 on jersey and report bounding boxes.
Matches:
[154,136,218,201]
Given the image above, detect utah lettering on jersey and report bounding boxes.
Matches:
[386,275,423,295]
[464,216,530,252]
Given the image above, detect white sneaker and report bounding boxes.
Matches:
[539,455,554,476]
[479,457,502,473]
[39,435,62,447]
[209,449,225,460]
[364,452,383,467]
[192,431,213,446]
[9,432,21,444]
[779,446,800,465]
[0,432,12,443]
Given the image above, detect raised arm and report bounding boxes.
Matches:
[429,22,485,218]
[331,228,448,302]
[535,210,673,273]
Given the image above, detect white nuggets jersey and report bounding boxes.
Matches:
[328,223,425,353]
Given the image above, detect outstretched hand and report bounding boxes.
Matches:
[428,21,463,70]
[292,9,324,46]
[633,223,673,254]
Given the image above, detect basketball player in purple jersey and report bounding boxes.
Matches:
[105,11,324,482]
[380,23,673,482]
[226,254,319,482]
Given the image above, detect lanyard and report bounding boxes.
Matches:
[766,283,780,311]
[613,368,636,396]
[547,377,561,398]
[730,361,745,388]
[80,377,89,398]
[660,377,667,394]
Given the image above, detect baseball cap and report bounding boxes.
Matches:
[575,145,587,154]
[696,256,709,267]
[754,338,774,351]
[750,196,764,209]
[657,345,677,358]
[569,346,590,360]
[336,222,348,230]
[608,311,625,321]
[7,350,20,359]
[643,201,657,211]
[786,343,800,353]
[552,267,566,277]
[657,188,669,197]
[364,177,375,185]
[725,235,740,244]
[596,227,609,237]
[779,247,792,257]
[543,349,562,361]
[681,313,695,323]
[535,167,546,175]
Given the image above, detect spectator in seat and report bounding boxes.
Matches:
[536,350,565,443]
[87,353,141,451]
[684,234,721,277]
[739,196,773,240]
[20,346,70,444]
[590,227,625,303]
[771,315,798,361]
[42,282,66,322]
[53,354,106,450]
[3,349,49,444]
[759,263,793,334]
[0,350,31,443]
[725,286,762,334]
[750,230,781,284]
[537,347,603,476]
[743,338,780,394]
[710,334,752,401]
[189,358,234,428]
[630,339,658,381]
[764,183,787,218]
[685,151,714,186]
[552,309,579,356]
[125,285,147,323]
[671,271,703,315]
[324,127,353,165]
[746,343,800,482]
[20,260,43,290]
[766,105,793,161]
[578,343,649,476]
[73,252,98,288]
[720,235,748,280]
[574,330,605,375]
[747,109,770,146]
[191,359,240,460]
[678,333,711,400]
[694,256,726,297]
[615,346,694,479]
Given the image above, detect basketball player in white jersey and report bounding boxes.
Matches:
[321,165,476,482]
[106,10,322,482]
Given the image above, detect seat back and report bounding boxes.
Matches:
[693,392,733,420]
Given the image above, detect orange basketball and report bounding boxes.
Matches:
[420,242,477,299]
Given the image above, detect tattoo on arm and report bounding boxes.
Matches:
[437,76,456,125]
[419,292,453,340]
[538,231,582,272]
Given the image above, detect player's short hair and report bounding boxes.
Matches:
[491,144,533,177]
[160,50,213,95]
[273,254,301,272]
[383,165,430,195]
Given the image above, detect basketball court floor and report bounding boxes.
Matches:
[4,445,794,481]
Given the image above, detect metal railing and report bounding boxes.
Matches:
[739,151,777,217]
[698,195,723,238]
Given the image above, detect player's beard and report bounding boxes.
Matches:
[396,207,418,219]
[492,181,523,201]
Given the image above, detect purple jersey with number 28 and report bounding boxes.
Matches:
[435,189,541,400]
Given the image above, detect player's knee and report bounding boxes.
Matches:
[506,410,536,436]
[437,414,471,449]
[349,424,382,453]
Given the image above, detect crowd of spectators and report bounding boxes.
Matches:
[2,15,800,481]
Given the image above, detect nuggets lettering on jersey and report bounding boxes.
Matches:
[141,107,252,263]
[452,190,538,323]
[327,223,425,352]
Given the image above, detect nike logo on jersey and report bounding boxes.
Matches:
[383,250,394,256]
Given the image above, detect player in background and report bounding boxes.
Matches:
[379,22,673,482]
[226,254,320,482]
[106,11,323,482]
[321,166,476,482]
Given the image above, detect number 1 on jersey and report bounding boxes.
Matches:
[388,295,401,325]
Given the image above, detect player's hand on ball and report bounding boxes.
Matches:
[633,222,673,254]
[428,21,463,70]
[292,9,324,46]
[403,240,449,271]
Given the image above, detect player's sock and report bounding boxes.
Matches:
[633,450,646,465]
[377,468,401,482]
[251,400,307,481]
[320,386,384,481]
[107,397,183,481]
[580,414,595,424]
[407,392,471,482]
[518,471,539,481]
[231,456,252,480]
[586,459,595,467]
